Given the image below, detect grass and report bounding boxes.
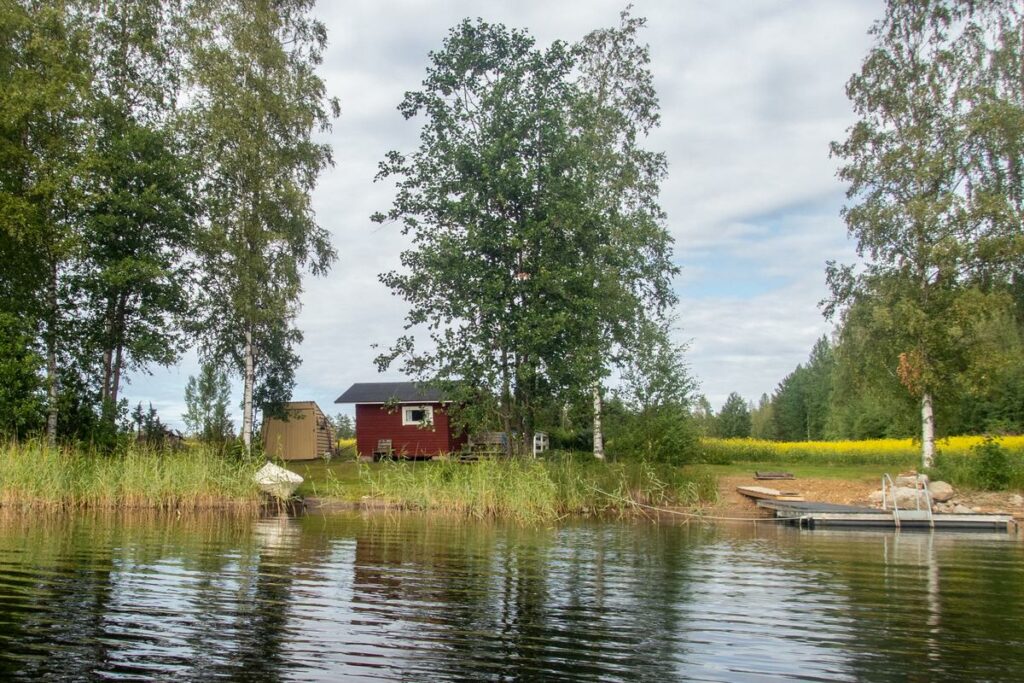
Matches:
[697,435,1024,491]
[0,440,263,510]
[303,453,719,524]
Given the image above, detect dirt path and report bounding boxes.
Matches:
[715,473,1024,521]
[716,474,891,517]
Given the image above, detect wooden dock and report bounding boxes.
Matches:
[758,499,1016,531]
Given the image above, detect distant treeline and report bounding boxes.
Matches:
[699,279,1024,441]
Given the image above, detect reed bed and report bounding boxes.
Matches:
[699,435,1024,467]
[0,441,263,510]
[347,454,719,524]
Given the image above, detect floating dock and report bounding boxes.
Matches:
[758,499,1016,531]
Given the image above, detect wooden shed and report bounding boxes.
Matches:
[335,382,466,459]
[261,401,335,461]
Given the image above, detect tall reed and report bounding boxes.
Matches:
[0,440,262,510]
[350,454,718,524]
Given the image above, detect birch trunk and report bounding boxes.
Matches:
[921,391,935,469]
[46,345,58,447]
[242,327,255,456]
[592,385,605,460]
[45,263,59,447]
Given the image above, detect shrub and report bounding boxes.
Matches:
[605,405,699,465]
[971,437,1012,490]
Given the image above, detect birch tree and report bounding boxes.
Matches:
[829,0,1024,468]
[576,8,676,458]
[186,0,337,454]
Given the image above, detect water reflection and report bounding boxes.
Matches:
[0,511,1020,681]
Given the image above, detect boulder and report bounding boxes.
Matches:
[871,486,927,508]
[928,481,955,503]
[254,461,303,499]
[896,473,929,488]
[952,504,972,514]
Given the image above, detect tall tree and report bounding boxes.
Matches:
[185,0,338,454]
[182,361,233,444]
[715,392,751,439]
[575,9,676,458]
[829,0,1024,467]
[0,0,91,445]
[374,13,675,456]
[75,0,195,423]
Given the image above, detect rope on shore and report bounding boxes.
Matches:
[587,485,809,524]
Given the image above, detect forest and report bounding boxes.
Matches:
[0,0,336,452]
[1,0,1022,472]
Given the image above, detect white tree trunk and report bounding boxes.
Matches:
[921,391,935,469]
[46,346,58,448]
[242,327,255,456]
[592,385,605,460]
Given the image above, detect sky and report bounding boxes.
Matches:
[130,0,884,429]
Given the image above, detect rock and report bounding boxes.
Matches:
[868,490,885,504]
[933,502,952,513]
[952,504,973,514]
[928,481,955,503]
[896,473,929,488]
[972,507,983,513]
[254,461,303,499]
[1009,494,1024,507]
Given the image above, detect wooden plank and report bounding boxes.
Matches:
[736,486,805,502]
[755,471,794,480]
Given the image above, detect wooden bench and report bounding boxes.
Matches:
[372,439,394,461]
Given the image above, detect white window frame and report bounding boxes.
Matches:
[402,404,434,427]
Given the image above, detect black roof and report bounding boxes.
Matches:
[334,382,447,404]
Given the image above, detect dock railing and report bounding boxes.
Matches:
[882,473,934,529]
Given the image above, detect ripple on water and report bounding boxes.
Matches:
[0,512,1021,681]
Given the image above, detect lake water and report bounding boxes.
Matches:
[0,510,1021,681]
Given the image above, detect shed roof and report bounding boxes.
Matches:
[334,382,447,404]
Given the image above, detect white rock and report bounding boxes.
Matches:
[952,504,973,514]
[896,474,929,488]
[892,486,928,507]
[254,461,303,498]
[1009,494,1024,507]
[928,481,955,503]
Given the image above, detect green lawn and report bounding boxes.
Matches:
[684,462,893,482]
[290,459,371,500]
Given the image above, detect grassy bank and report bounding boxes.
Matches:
[307,454,718,524]
[698,436,1024,490]
[0,441,262,510]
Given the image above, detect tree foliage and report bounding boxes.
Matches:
[183,361,234,444]
[714,392,751,439]
[374,12,676,453]
[829,0,1024,465]
[185,0,338,452]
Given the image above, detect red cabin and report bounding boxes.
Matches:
[334,382,466,459]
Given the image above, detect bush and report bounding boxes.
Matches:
[971,437,1012,490]
[605,405,699,465]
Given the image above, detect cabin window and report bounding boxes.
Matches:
[402,405,433,426]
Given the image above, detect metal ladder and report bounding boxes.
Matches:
[882,473,935,529]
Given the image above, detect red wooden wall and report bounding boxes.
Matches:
[355,403,467,457]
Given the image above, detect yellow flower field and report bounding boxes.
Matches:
[699,435,1024,466]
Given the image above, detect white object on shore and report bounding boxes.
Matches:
[254,461,303,498]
